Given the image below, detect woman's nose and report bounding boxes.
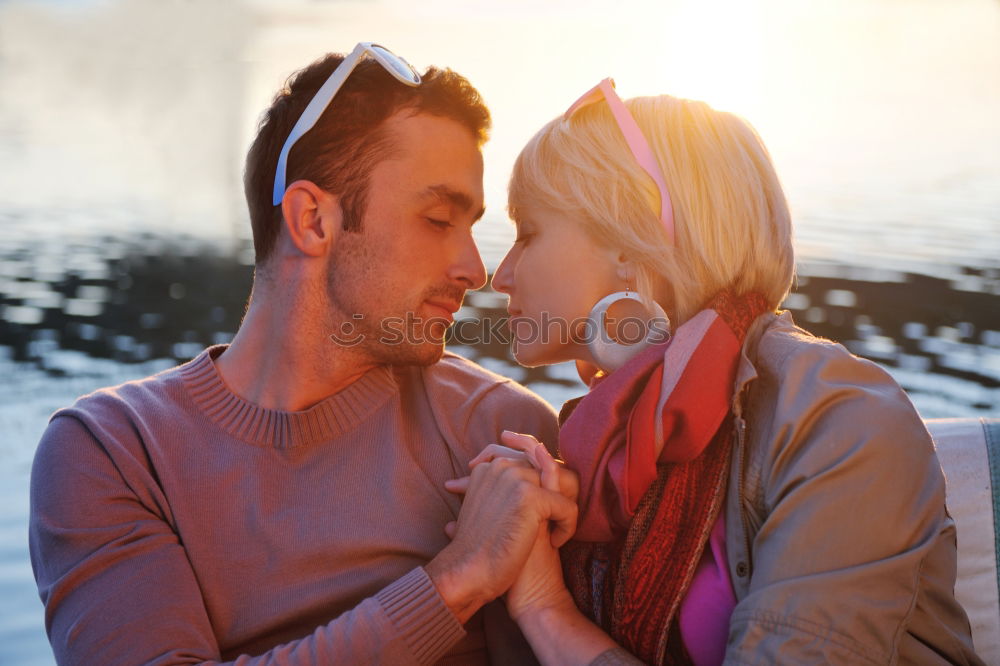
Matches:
[491,246,517,294]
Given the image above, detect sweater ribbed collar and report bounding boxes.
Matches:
[180,345,399,448]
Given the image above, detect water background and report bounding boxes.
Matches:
[1,0,998,662]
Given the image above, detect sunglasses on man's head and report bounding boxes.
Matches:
[272,42,421,207]
[564,78,676,246]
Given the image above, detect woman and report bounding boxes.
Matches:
[460,80,981,665]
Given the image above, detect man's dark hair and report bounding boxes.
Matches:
[243,53,492,267]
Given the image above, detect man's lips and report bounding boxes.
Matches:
[424,300,461,322]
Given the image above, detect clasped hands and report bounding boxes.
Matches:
[433,431,581,624]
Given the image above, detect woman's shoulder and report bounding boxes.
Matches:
[752,311,900,395]
[744,311,935,482]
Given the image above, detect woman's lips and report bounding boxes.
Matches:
[506,308,527,331]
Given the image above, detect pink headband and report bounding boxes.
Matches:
[564,78,676,245]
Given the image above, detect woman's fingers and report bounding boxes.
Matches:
[447,456,579,552]
[499,431,556,479]
[554,460,580,503]
[444,476,471,494]
[444,521,457,539]
[546,490,579,548]
[536,444,560,493]
[469,443,527,469]
[462,433,580,505]
[473,433,558,476]
[500,430,541,452]
[503,432,580,502]
[475,458,578,547]
[532,448,577,544]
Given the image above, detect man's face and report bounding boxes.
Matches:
[326,111,487,366]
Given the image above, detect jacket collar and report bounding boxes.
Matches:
[730,310,796,417]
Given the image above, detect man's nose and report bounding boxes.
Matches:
[448,232,488,290]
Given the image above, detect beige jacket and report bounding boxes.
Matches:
[722,311,982,664]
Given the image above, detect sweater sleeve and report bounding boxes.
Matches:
[29,415,465,666]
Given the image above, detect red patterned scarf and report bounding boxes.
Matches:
[559,291,768,665]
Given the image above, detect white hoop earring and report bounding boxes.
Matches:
[586,291,671,372]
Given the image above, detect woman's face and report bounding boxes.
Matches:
[492,204,621,367]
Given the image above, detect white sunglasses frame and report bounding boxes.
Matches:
[272,42,422,206]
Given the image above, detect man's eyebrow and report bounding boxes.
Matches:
[422,185,486,223]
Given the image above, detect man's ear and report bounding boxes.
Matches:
[279,180,343,258]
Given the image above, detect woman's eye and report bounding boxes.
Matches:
[427,217,453,229]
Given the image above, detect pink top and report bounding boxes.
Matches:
[678,512,737,665]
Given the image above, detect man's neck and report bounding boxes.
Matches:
[214,293,377,413]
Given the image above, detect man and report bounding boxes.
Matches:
[29,44,573,664]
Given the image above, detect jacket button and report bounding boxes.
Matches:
[736,562,749,577]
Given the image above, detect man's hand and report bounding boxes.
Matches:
[425,432,578,624]
[474,432,579,622]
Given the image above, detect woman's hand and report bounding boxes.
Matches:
[504,512,578,623]
[482,432,577,505]
[432,443,579,623]
[443,431,579,614]
[476,432,579,621]
[445,433,621,665]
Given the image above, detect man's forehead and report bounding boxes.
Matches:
[386,112,480,159]
[384,110,480,151]
[374,112,485,208]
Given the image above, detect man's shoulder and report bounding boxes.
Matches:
[50,353,199,433]
[420,351,553,412]
[428,349,508,375]
[35,353,204,477]
[407,351,559,457]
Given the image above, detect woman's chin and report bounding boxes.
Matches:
[511,343,552,368]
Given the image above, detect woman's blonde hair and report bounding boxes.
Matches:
[508,94,794,324]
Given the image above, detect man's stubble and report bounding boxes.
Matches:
[324,229,459,367]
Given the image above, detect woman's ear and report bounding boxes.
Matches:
[614,252,635,285]
[279,180,343,258]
